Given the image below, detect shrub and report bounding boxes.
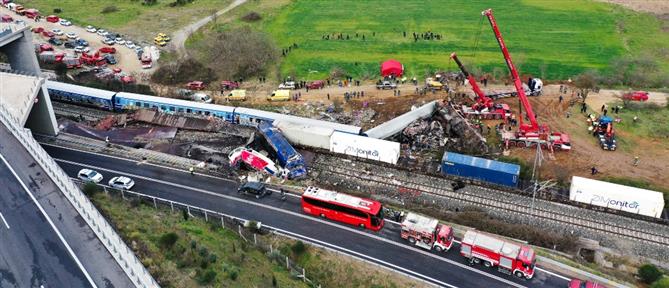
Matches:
[241,12,262,22]
[53,8,62,13]
[82,182,100,196]
[151,58,216,85]
[101,6,118,14]
[158,232,179,249]
[639,264,663,284]
[651,277,669,288]
[291,241,307,257]
[182,209,189,221]
[197,269,217,284]
[228,269,238,281]
[272,274,277,287]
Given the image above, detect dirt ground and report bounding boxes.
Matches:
[2,6,152,79]
[595,0,669,15]
[498,84,669,190]
[585,89,668,112]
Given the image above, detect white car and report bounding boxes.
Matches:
[66,32,78,39]
[85,25,97,33]
[74,46,90,53]
[96,29,108,37]
[59,19,72,26]
[78,169,103,183]
[125,41,135,49]
[278,81,296,89]
[114,38,125,45]
[52,28,64,36]
[108,176,135,190]
[102,38,115,45]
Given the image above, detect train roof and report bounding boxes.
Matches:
[258,121,299,161]
[235,107,361,134]
[303,186,382,214]
[115,92,235,112]
[45,81,116,100]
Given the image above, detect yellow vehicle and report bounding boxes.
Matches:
[267,89,290,102]
[157,33,171,42]
[226,89,247,101]
[426,77,444,90]
[154,38,167,46]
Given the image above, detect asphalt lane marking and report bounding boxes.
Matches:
[56,157,530,288]
[0,154,98,288]
[0,212,9,229]
[536,268,571,281]
[272,226,459,288]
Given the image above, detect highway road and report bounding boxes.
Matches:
[44,144,572,288]
[0,155,93,288]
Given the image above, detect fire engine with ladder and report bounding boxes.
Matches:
[482,9,571,151]
[400,212,454,252]
[450,52,512,120]
[460,230,536,279]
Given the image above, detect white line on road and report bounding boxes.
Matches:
[55,157,530,288]
[0,212,9,229]
[0,154,98,288]
[537,267,572,281]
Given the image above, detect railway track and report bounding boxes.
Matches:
[51,102,114,121]
[312,156,669,247]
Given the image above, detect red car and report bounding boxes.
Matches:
[187,81,206,90]
[99,46,116,54]
[569,279,607,288]
[307,80,325,89]
[1,14,13,23]
[42,31,55,38]
[37,43,54,52]
[220,80,239,90]
[622,91,649,101]
[32,27,44,33]
[46,15,59,23]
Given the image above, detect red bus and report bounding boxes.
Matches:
[301,186,384,231]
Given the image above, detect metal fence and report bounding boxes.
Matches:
[0,104,159,288]
[81,180,322,288]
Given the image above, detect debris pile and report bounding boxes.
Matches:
[401,119,445,151]
[436,102,489,155]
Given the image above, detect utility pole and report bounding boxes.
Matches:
[529,143,543,224]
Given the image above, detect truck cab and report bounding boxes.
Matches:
[400,213,454,252]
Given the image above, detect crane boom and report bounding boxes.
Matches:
[482,9,538,132]
[450,52,492,108]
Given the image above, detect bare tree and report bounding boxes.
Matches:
[573,70,599,101]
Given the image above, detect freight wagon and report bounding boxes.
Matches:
[440,152,520,188]
[570,176,665,218]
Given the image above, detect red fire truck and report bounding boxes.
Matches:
[460,230,536,279]
[400,213,454,252]
[301,186,384,231]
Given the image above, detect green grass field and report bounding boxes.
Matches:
[16,0,230,38]
[257,0,669,80]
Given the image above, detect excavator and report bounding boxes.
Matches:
[450,52,511,120]
[482,9,571,151]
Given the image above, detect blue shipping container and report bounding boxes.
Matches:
[441,152,520,187]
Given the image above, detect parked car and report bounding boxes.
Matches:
[58,19,72,26]
[376,80,397,90]
[78,169,103,183]
[134,46,143,55]
[569,279,607,288]
[96,29,108,37]
[74,46,90,53]
[108,176,135,190]
[237,182,271,199]
[622,91,649,102]
[307,80,325,89]
[66,32,78,39]
[278,81,296,89]
[51,28,63,36]
[48,37,63,46]
[99,46,116,54]
[76,39,88,47]
[37,43,53,52]
[114,37,125,45]
[124,41,135,49]
[64,41,77,49]
[31,26,44,33]
[1,14,13,23]
[45,15,59,23]
[220,80,239,90]
[186,81,206,90]
[42,31,55,38]
[102,38,115,45]
[103,54,117,65]
[85,25,96,33]
[157,33,170,42]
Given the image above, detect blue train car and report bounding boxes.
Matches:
[115,92,236,122]
[257,121,307,179]
[45,81,116,110]
[441,152,520,188]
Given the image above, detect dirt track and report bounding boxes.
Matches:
[595,0,669,15]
